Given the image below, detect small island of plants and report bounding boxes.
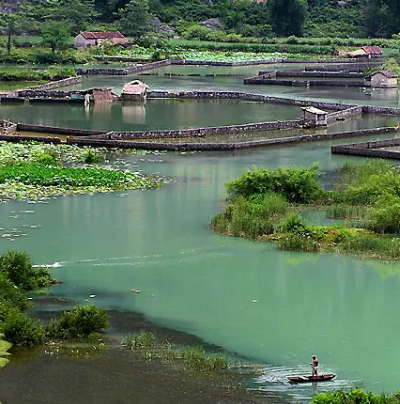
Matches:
[0,141,164,200]
[211,160,400,261]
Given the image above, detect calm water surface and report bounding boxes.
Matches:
[1,139,400,402]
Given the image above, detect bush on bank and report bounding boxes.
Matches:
[46,305,109,340]
[212,160,400,260]
[311,388,400,404]
[0,250,110,347]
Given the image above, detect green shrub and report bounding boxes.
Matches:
[2,312,44,347]
[36,153,58,166]
[181,346,228,372]
[311,387,400,404]
[83,149,102,164]
[122,330,156,349]
[277,234,320,252]
[0,251,51,290]
[227,163,323,204]
[0,273,29,311]
[368,194,400,234]
[46,305,109,339]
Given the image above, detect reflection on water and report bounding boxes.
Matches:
[0,99,301,131]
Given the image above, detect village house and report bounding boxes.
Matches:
[74,31,128,47]
[301,106,328,127]
[347,45,383,58]
[365,70,398,88]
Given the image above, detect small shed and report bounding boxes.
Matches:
[348,45,383,58]
[121,80,149,101]
[74,31,128,48]
[301,106,328,127]
[365,70,398,88]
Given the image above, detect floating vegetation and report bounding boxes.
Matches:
[0,142,165,201]
[0,141,106,165]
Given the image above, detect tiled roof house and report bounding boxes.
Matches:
[74,31,128,47]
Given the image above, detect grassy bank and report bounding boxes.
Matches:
[0,142,164,200]
[0,249,110,353]
[211,160,400,261]
[0,66,76,81]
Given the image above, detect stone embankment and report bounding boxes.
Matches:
[246,62,383,87]
[332,135,400,159]
[65,127,400,151]
[76,57,386,75]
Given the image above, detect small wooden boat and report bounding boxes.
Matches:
[287,374,336,383]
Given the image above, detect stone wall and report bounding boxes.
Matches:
[244,77,368,87]
[17,76,82,93]
[303,62,382,72]
[362,105,400,115]
[109,119,303,140]
[331,135,400,159]
[147,90,355,111]
[16,123,106,137]
[66,126,399,152]
[75,60,172,76]
[327,106,363,122]
[0,133,62,144]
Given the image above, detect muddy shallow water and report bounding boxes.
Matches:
[0,307,282,404]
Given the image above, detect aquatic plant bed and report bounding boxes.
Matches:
[0,142,163,200]
[211,160,400,261]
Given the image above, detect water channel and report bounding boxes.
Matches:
[1,66,400,402]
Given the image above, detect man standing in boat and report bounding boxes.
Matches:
[310,355,318,376]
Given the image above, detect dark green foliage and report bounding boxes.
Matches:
[268,0,307,36]
[368,195,400,234]
[0,273,29,311]
[83,149,102,164]
[226,164,322,204]
[311,387,400,404]
[46,305,109,339]
[41,22,70,53]
[118,0,152,39]
[0,251,52,290]
[2,312,45,347]
[212,159,400,260]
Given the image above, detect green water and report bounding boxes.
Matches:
[2,68,400,401]
[1,139,400,401]
[0,99,301,131]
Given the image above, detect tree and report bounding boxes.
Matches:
[22,0,97,35]
[42,22,70,53]
[268,0,308,36]
[364,0,400,37]
[0,12,26,54]
[118,0,152,40]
